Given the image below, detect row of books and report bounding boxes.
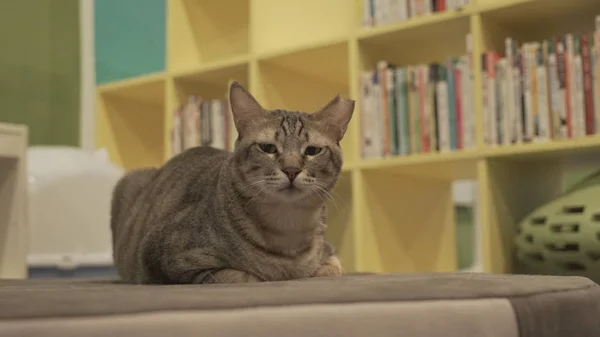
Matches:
[362,0,470,28]
[359,35,474,159]
[483,16,600,146]
[170,96,232,157]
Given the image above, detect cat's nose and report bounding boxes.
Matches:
[282,167,301,182]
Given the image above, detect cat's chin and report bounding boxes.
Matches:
[269,185,312,203]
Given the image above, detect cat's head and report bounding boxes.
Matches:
[228,81,354,205]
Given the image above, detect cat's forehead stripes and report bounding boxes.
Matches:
[271,110,310,141]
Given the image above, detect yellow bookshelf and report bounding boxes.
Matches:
[95,0,600,275]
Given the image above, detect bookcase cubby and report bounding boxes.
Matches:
[167,0,250,72]
[96,0,600,276]
[96,73,166,169]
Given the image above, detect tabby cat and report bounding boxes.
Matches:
[110,81,354,284]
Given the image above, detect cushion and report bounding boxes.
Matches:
[0,273,598,337]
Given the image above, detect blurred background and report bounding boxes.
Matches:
[1,0,600,283]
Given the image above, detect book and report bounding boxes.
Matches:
[479,15,600,147]
[358,40,474,158]
[169,95,232,158]
[362,0,470,29]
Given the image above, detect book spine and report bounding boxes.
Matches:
[398,0,408,21]
[487,52,498,146]
[387,66,399,155]
[171,105,183,157]
[582,33,595,135]
[505,38,517,144]
[501,59,512,145]
[363,0,373,27]
[437,65,451,152]
[482,53,489,145]
[573,35,586,138]
[447,59,457,150]
[183,96,196,149]
[547,39,561,140]
[394,68,406,155]
[521,44,531,141]
[418,66,429,152]
[377,61,390,156]
[464,33,475,148]
[408,67,420,153]
[536,43,551,141]
[374,71,385,157]
[556,37,569,138]
[438,0,446,11]
[403,68,412,155]
[430,64,439,151]
[565,34,576,138]
[199,102,206,146]
[543,39,554,139]
[528,43,539,141]
[495,58,504,145]
[513,43,524,143]
[454,59,463,149]
[594,30,600,133]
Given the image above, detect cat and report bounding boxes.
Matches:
[110,81,354,284]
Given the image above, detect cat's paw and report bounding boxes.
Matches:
[315,255,343,277]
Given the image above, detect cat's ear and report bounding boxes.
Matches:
[228,81,266,133]
[310,95,355,141]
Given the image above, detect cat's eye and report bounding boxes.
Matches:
[304,146,322,156]
[259,143,278,154]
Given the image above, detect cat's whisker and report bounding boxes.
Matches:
[245,186,268,208]
[233,180,266,198]
[310,186,326,204]
[313,185,340,210]
[313,181,343,202]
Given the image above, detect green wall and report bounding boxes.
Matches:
[0,0,81,146]
[94,0,166,84]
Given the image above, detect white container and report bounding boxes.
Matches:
[26,146,123,272]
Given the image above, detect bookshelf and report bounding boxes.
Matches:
[95,0,600,275]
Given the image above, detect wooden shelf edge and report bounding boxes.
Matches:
[354,149,480,170]
[170,54,251,80]
[357,5,475,41]
[475,0,535,14]
[97,71,167,94]
[255,36,351,63]
[482,135,600,160]
[341,135,600,172]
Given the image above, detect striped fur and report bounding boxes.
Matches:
[110,82,354,284]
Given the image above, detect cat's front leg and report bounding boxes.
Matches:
[198,268,262,284]
[314,255,342,277]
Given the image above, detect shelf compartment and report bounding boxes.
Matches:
[258,40,349,89]
[250,0,353,56]
[97,72,166,106]
[483,136,600,162]
[325,171,356,272]
[255,41,355,161]
[167,0,250,72]
[358,8,472,66]
[479,0,600,52]
[478,158,564,274]
[358,169,457,273]
[169,64,249,153]
[96,77,166,170]
[171,55,250,85]
[358,5,474,39]
[172,61,249,100]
